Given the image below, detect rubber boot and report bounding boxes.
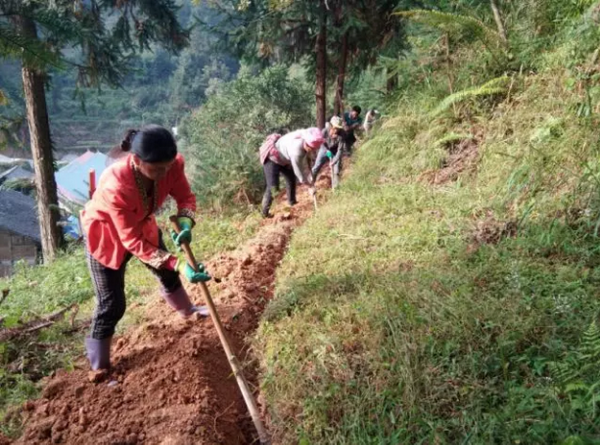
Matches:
[162,286,198,318]
[85,336,112,370]
[261,192,273,218]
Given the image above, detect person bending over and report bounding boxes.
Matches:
[81,125,210,374]
[259,127,325,217]
[311,116,346,189]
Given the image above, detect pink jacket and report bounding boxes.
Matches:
[81,154,196,270]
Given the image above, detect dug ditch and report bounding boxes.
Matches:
[11,177,329,445]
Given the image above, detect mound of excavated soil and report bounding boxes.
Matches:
[12,177,330,445]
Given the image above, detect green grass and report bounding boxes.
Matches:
[254,45,600,445]
[0,210,261,437]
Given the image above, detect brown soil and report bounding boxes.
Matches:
[466,209,518,254]
[11,177,330,445]
[420,137,480,185]
[472,216,517,246]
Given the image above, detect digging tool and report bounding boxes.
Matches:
[330,161,335,191]
[169,216,270,445]
[310,187,318,211]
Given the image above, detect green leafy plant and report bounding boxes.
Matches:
[433,132,474,148]
[396,9,507,52]
[432,75,511,117]
[183,65,313,211]
[550,320,600,390]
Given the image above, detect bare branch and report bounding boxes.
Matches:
[0,304,76,342]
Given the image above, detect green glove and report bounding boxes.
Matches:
[176,259,211,283]
[326,150,333,160]
[170,217,193,248]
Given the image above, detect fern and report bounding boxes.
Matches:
[549,359,580,386]
[549,319,600,402]
[580,320,600,362]
[431,76,511,117]
[395,9,506,51]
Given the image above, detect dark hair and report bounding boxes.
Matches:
[121,125,177,163]
[120,129,138,151]
[269,126,289,136]
[352,105,362,115]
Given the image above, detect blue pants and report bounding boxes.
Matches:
[311,146,342,188]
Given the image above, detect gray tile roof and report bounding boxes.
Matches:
[0,165,34,182]
[0,190,40,243]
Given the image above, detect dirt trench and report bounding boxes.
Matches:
[12,177,330,445]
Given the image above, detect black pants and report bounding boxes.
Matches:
[261,159,297,216]
[86,232,181,339]
[345,132,357,154]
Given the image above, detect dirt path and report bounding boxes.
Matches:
[12,177,330,445]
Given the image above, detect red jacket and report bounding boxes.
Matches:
[81,154,196,270]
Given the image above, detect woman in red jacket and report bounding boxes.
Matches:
[81,125,209,372]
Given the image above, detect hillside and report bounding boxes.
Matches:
[3,1,600,444]
[254,7,600,445]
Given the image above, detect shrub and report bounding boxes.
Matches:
[182,65,314,211]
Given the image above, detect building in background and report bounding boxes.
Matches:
[0,151,109,270]
[55,150,108,209]
[54,150,108,239]
[0,165,34,184]
[0,190,41,277]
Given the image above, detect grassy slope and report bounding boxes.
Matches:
[0,210,261,436]
[256,43,600,445]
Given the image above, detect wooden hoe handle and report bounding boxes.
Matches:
[169,216,270,444]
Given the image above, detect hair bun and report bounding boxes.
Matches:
[120,129,138,152]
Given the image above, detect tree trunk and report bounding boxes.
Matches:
[315,0,327,129]
[333,32,348,116]
[386,69,398,92]
[490,0,507,42]
[16,16,62,262]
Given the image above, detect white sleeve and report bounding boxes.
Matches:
[289,140,312,185]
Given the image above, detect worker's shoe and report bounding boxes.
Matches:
[85,336,111,371]
[261,196,272,218]
[162,286,209,318]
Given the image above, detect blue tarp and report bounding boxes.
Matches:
[63,215,82,239]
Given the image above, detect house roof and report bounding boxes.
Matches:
[0,165,34,183]
[0,154,34,169]
[59,153,79,163]
[55,151,108,206]
[0,190,40,243]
